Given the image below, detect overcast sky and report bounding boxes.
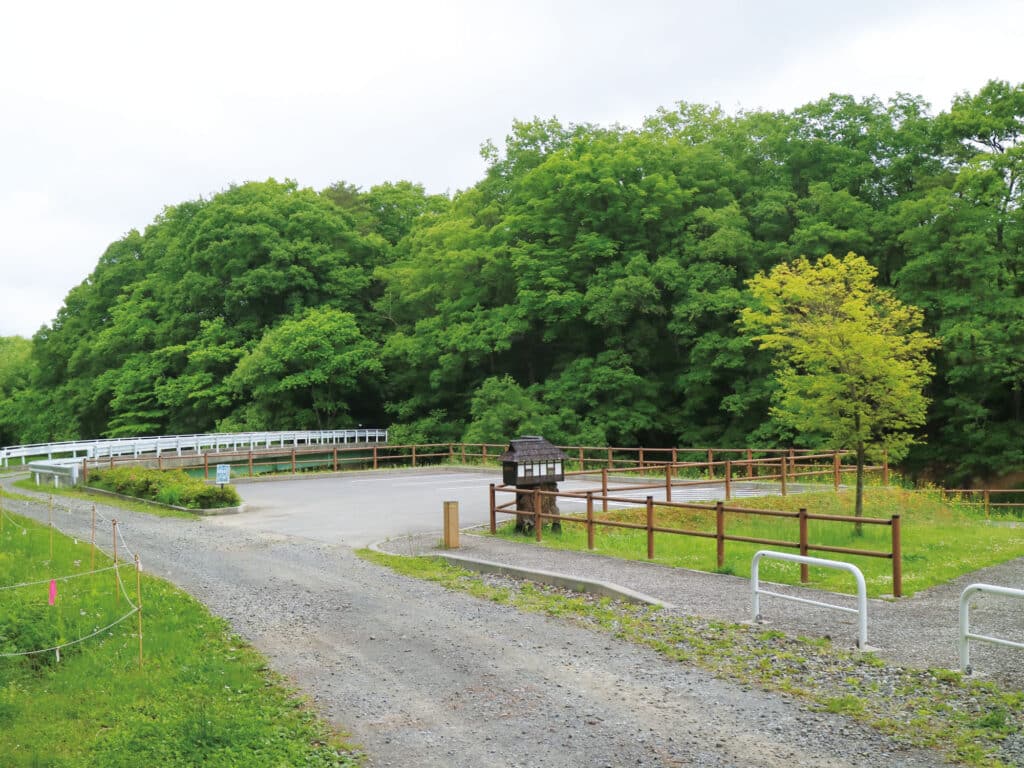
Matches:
[2,0,1022,338]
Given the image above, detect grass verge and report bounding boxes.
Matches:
[494,487,1024,597]
[0,506,361,767]
[12,478,197,520]
[359,549,1023,768]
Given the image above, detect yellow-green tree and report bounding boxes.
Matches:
[740,252,938,526]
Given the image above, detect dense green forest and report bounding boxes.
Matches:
[1,81,1021,484]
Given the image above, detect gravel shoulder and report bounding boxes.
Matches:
[4,479,1008,767]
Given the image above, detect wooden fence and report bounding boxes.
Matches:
[489,483,904,597]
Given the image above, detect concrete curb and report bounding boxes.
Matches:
[367,539,674,610]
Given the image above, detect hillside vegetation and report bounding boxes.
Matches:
[1,81,1022,484]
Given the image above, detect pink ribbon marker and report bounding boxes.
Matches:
[48,580,57,606]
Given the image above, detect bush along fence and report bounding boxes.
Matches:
[488,483,904,598]
[0,493,145,669]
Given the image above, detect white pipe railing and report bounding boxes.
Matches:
[959,583,1024,674]
[751,550,869,649]
[1,429,388,467]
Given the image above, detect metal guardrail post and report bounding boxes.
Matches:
[959,583,1024,674]
[751,550,868,649]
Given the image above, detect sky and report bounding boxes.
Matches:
[2,0,1022,338]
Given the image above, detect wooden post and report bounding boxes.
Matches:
[90,505,96,571]
[333,447,339,472]
[724,461,732,501]
[482,445,488,464]
[586,492,594,550]
[204,452,209,479]
[716,502,725,570]
[158,455,162,470]
[113,520,119,603]
[639,447,645,469]
[665,464,672,503]
[607,447,613,469]
[984,489,991,519]
[489,484,496,534]
[882,450,889,486]
[135,555,144,669]
[788,448,795,482]
[833,451,840,492]
[248,451,254,477]
[799,508,809,583]
[780,458,787,496]
[291,449,296,474]
[601,467,608,513]
[462,443,467,464]
[443,501,460,548]
[646,496,654,560]
[746,449,753,478]
[373,446,379,470]
[892,514,902,598]
[578,446,584,471]
[412,445,417,467]
[533,488,542,542]
[707,449,714,480]
[448,443,454,462]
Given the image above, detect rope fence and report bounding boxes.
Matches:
[0,488,145,668]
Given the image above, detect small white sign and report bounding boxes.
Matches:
[215,464,231,485]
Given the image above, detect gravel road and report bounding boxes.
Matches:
[0,480,986,767]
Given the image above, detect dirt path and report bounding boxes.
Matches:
[3,482,953,767]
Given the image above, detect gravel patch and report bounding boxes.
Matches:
[5,480,1017,767]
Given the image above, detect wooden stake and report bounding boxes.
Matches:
[135,554,144,670]
[113,520,119,603]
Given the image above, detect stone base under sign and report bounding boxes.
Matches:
[514,482,561,535]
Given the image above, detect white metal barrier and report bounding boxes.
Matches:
[959,583,1024,674]
[1,428,388,467]
[27,460,81,488]
[751,550,869,649]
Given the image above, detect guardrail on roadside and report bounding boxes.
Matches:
[27,459,82,488]
[1,429,388,467]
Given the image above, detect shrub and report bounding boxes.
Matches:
[88,468,240,509]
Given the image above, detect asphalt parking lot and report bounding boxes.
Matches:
[216,468,783,547]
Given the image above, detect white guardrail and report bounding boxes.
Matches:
[2,428,388,467]
[959,583,1024,674]
[751,550,869,649]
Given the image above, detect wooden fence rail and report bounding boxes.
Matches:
[488,483,903,597]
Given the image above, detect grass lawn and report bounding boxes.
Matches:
[495,487,1024,597]
[0,504,360,767]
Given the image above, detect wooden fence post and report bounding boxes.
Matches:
[489,484,497,533]
[646,496,654,560]
[534,488,542,542]
[780,457,787,496]
[665,464,672,502]
[482,445,488,464]
[373,446,379,470]
[799,508,809,583]
[984,489,991,519]
[639,448,645,470]
[291,449,296,474]
[412,445,417,467]
[788,448,795,482]
[607,447,613,469]
[601,467,609,513]
[892,514,902,598]
[333,446,338,472]
[707,449,714,480]
[461,443,467,464]
[833,451,840,492]
[746,449,753,478]
[725,461,732,501]
[586,492,595,550]
[578,446,584,471]
[204,452,209,479]
[716,502,725,570]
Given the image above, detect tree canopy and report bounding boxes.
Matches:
[1,81,1021,485]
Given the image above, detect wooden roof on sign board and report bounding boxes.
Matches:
[499,436,567,463]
